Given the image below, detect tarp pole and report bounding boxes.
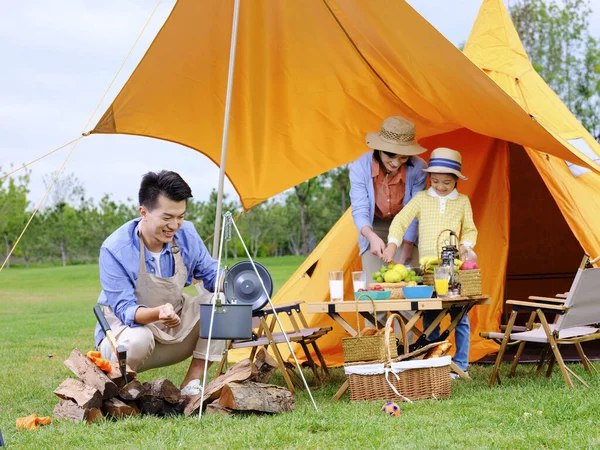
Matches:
[212,0,241,258]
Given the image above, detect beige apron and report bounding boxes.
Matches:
[104,237,212,344]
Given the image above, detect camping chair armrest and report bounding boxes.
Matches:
[528,296,566,304]
[507,299,567,313]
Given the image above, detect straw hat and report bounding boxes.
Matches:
[365,116,427,156]
[422,147,467,180]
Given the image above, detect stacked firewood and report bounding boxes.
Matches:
[53,348,185,423]
[185,348,295,416]
[52,348,294,423]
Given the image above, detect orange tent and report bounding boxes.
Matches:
[273,0,600,366]
[91,0,600,365]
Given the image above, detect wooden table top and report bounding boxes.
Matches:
[305,296,490,314]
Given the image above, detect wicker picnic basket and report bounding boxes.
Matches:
[422,270,481,296]
[457,269,481,296]
[341,294,398,363]
[344,314,451,402]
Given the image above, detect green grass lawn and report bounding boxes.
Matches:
[1,259,600,449]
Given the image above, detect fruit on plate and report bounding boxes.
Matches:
[371,263,421,284]
[384,270,401,283]
[460,260,479,270]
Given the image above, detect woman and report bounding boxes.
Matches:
[350,115,428,278]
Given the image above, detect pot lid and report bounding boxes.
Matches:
[223,261,273,311]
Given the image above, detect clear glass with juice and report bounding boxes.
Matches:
[434,267,450,297]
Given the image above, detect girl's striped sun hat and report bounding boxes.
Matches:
[423,147,467,180]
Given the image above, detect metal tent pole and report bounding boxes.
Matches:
[212,0,241,258]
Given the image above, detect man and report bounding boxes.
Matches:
[95,170,224,395]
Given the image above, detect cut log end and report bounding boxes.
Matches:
[118,379,146,401]
[102,398,140,419]
[54,378,103,410]
[53,399,104,423]
[142,378,180,404]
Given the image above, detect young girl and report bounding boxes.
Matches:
[382,147,477,377]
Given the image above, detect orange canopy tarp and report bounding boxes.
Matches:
[92,0,599,211]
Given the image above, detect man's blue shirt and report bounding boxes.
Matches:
[94,218,218,346]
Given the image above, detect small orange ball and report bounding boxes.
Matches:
[381,401,402,416]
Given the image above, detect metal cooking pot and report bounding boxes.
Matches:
[199,261,273,340]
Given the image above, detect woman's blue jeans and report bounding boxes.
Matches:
[422,308,470,372]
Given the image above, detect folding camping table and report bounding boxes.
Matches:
[305,295,491,400]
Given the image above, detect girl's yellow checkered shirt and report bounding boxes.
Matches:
[388,188,477,258]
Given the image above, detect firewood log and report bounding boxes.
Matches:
[205,400,233,416]
[63,348,118,399]
[106,362,137,388]
[218,381,295,414]
[54,378,102,409]
[255,348,278,383]
[118,379,146,401]
[137,396,165,416]
[53,399,103,423]
[142,378,180,404]
[184,359,257,416]
[101,398,140,419]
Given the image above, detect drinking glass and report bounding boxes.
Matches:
[351,271,367,293]
[329,271,344,302]
[434,266,450,297]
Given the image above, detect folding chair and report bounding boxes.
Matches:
[216,301,331,393]
[482,258,600,388]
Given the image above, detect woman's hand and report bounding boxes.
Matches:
[382,243,398,263]
[367,233,386,258]
[158,303,181,328]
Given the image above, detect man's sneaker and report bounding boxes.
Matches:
[181,379,203,396]
[450,371,468,380]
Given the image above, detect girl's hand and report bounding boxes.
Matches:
[382,244,397,263]
[398,241,414,266]
[368,234,386,258]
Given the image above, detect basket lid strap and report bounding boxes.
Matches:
[384,368,413,403]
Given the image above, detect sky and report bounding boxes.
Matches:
[1,0,599,208]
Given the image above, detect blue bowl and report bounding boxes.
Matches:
[402,285,434,299]
[355,290,391,301]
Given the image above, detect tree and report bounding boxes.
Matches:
[43,172,86,210]
[187,190,240,256]
[0,170,30,268]
[510,0,600,141]
[294,180,313,256]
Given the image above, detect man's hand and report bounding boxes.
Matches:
[158,303,181,328]
[382,243,398,263]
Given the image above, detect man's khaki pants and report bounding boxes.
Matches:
[99,321,225,372]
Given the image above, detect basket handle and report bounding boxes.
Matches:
[384,313,408,362]
[355,293,378,336]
